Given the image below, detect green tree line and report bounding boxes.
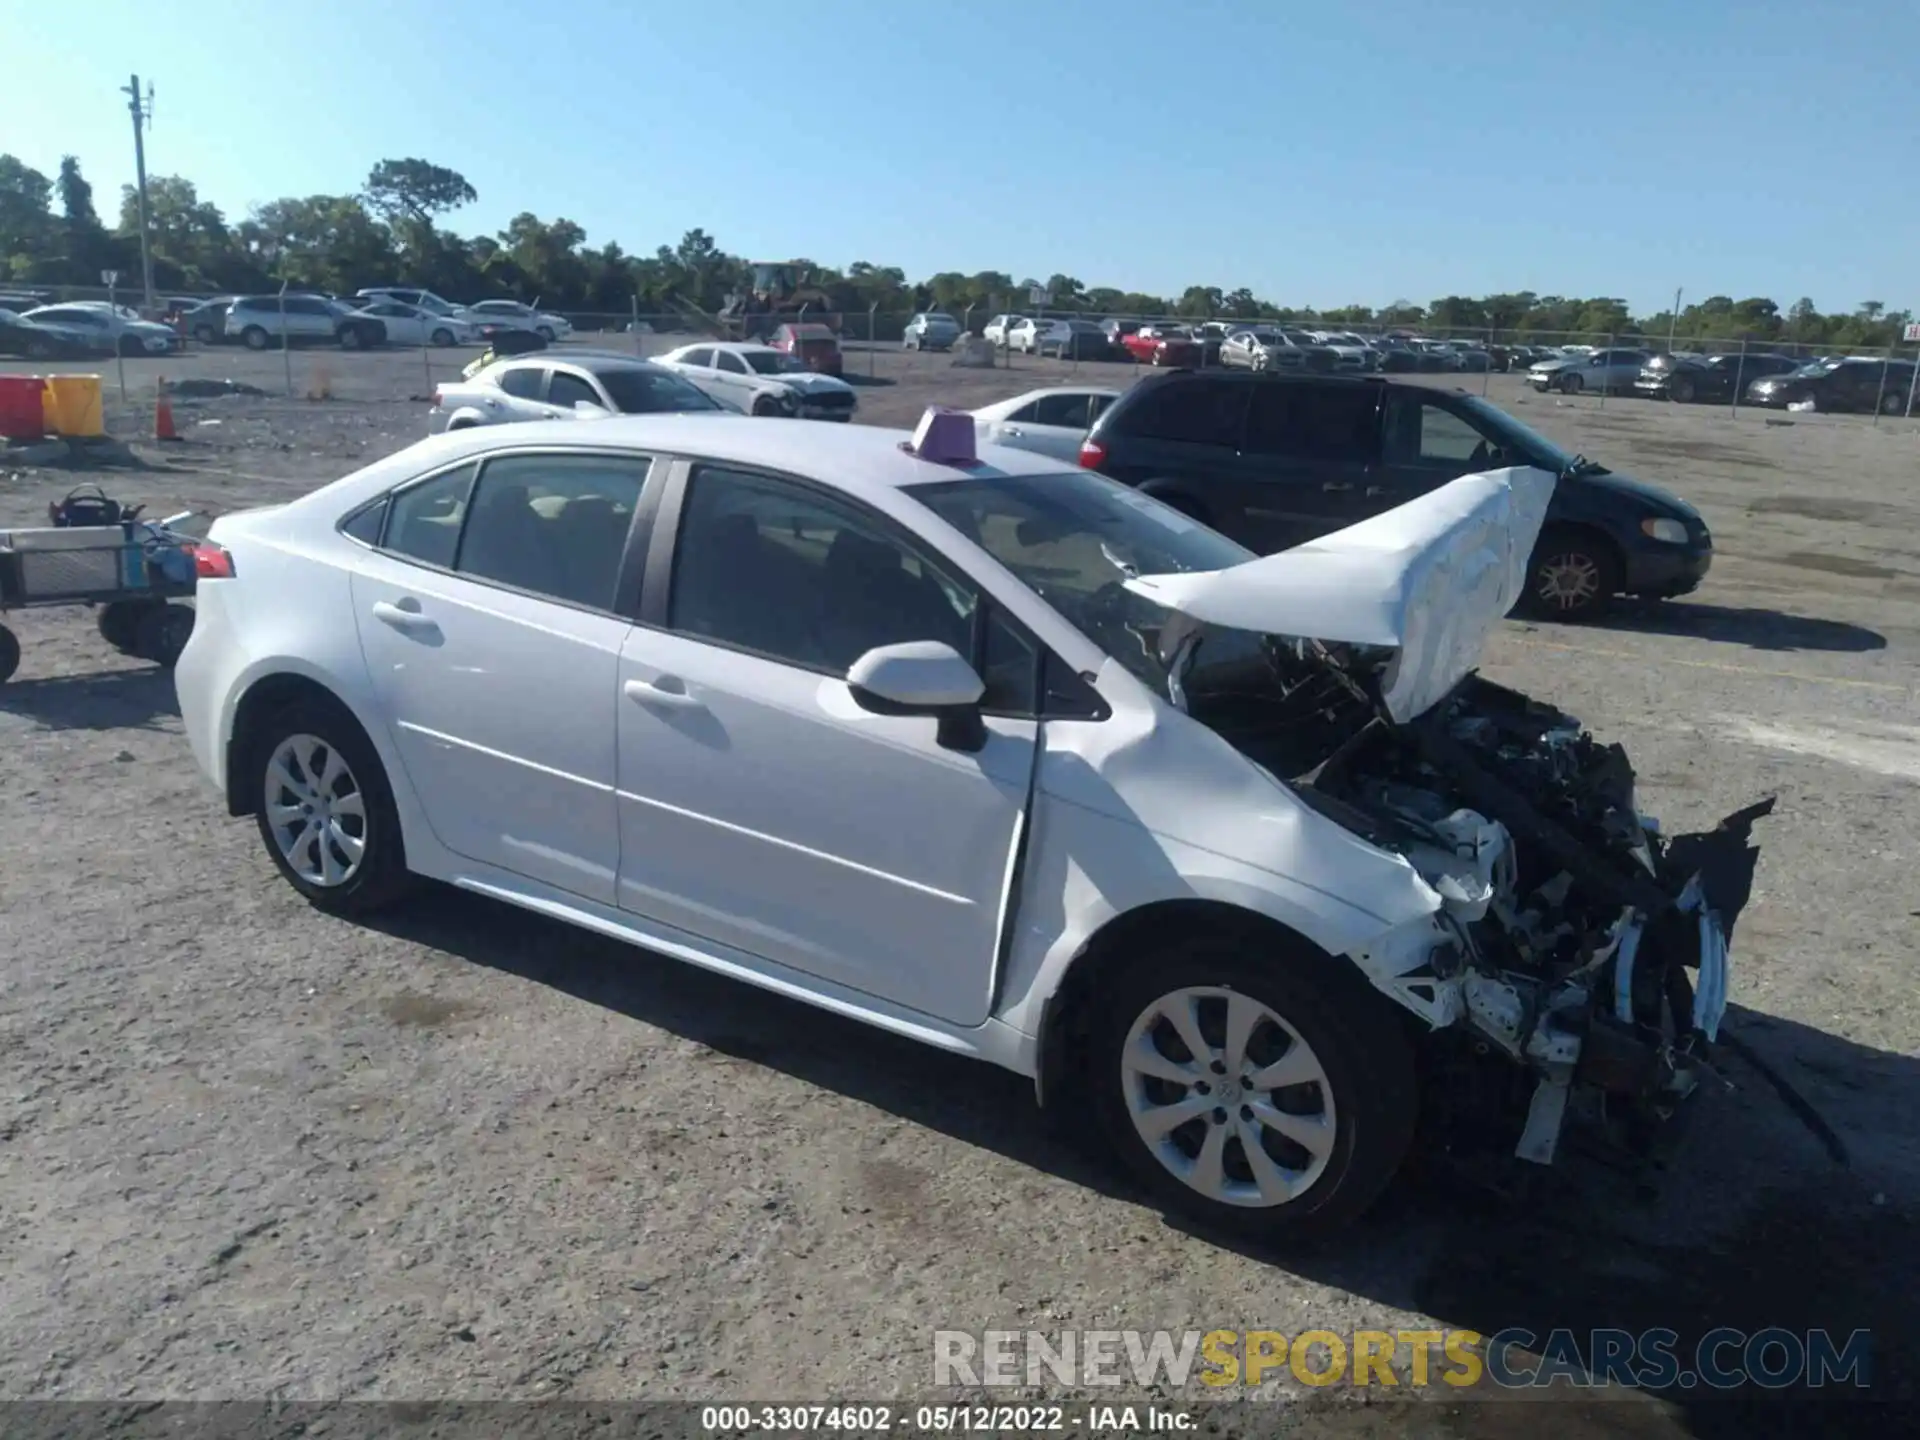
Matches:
[1,151,1910,348]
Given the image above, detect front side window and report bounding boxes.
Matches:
[453,454,651,610]
[669,467,973,675]
[1033,392,1097,428]
[1381,393,1494,466]
[677,347,715,368]
[716,351,749,374]
[497,366,545,399]
[546,371,603,409]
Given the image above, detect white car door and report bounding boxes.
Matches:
[612,463,1041,1026]
[349,449,653,905]
[712,349,759,406]
[662,347,719,401]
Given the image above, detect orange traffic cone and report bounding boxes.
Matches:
[154,378,180,442]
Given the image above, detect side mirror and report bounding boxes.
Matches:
[846,641,988,752]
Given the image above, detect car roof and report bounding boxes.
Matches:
[375,415,1071,502]
[492,351,661,373]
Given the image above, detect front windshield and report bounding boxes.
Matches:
[1453,394,1596,474]
[598,368,722,413]
[1791,357,1839,376]
[746,351,804,374]
[912,469,1262,692]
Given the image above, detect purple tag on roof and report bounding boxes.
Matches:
[902,406,979,466]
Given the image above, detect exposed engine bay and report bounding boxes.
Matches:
[1178,634,1774,1168]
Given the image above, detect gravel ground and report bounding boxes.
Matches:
[1,341,1916,1433]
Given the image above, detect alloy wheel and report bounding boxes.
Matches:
[1534,551,1602,611]
[263,734,368,888]
[1119,986,1336,1208]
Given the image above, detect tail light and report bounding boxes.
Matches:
[1078,438,1107,469]
[192,543,236,579]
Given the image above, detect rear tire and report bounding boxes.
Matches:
[243,326,270,351]
[1880,389,1906,416]
[1669,374,1696,404]
[1090,936,1418,1240]
[430,328,454,347]
[1560,372,1584,395]
[0,624,19,684]
[246,696,416,917]
[338,326,363,351]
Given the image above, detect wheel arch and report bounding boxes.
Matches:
[1033,898,1341,1112]
[224,670,377,817]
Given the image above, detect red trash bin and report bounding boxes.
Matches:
[0,376,47,439]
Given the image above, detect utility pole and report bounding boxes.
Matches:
[1667,287,1682,357]
[122,74,156,313]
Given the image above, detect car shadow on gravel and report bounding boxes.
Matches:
[371,889,1912,1436]
[0,666,178,730]
[1594,600,1887,654]
[1195,1004,1918,1439]
[840,373,897,388]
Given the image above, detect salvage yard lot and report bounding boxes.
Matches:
[1,344,1917,1426]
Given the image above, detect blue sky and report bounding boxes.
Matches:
[1,0,1909,316]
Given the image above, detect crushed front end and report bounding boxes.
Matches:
[1195,654,1773,1170]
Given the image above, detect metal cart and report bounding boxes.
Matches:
[0,487,202,685]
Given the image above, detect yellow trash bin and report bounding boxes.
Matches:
[41,374,105,438]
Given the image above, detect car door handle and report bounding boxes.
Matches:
[1002,425,1024,436]
[1322,481,1355,492]
[624,677,702,710]
[371,599,438,634]
[1365,485,1389,497]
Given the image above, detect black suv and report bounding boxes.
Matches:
[1078,370,1712,618]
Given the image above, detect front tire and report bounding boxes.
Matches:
[1559,372,1584,395]
[537,325,556,342]
[338,326,363,351]
[243,326,270,351]
[1880,389,1907,416]
[1520,527,1619,620]
[1668,374,1696,404]
[750,394,782,417]
[248,698,415,916]
[430,327,454,347]
[1091,937,1418,1239]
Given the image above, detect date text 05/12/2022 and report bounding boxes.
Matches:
[700,1406,1193,1434]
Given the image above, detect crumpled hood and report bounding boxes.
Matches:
[1123,466,1558,723]
[779,372,855,395]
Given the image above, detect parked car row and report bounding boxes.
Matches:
[4,301,179,357]
[430,343,860,431]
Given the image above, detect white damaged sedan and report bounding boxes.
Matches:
[173,408,1769,1236]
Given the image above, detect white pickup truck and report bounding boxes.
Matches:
[432,353,733,431]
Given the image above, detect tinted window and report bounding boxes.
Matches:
[497,366,545,399]
[1243,383,1378,462]
[1115,378,1248,446]
[385,464,478,569]
[288,298,330,316]
[716,351,748,374]
[547,371,602,409]
[678,347,715,368]
[1381,393,1491,465]
[669,467,973,674]
[455,454,651,610]
[597,367,721,414]
[341,496,388,546]
[1033,393,1095,428]
[1088,394,1116,422]
[1002,401,1040,424]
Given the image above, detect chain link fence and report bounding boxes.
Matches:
[10,282,1918,422]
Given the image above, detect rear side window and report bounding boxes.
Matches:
[678,348,715,368]
[1113,379,1248,446]
[1243,383,1379,462]
[455,453,652,611]
[1033,393,1096,428]
[385,464,478,569]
